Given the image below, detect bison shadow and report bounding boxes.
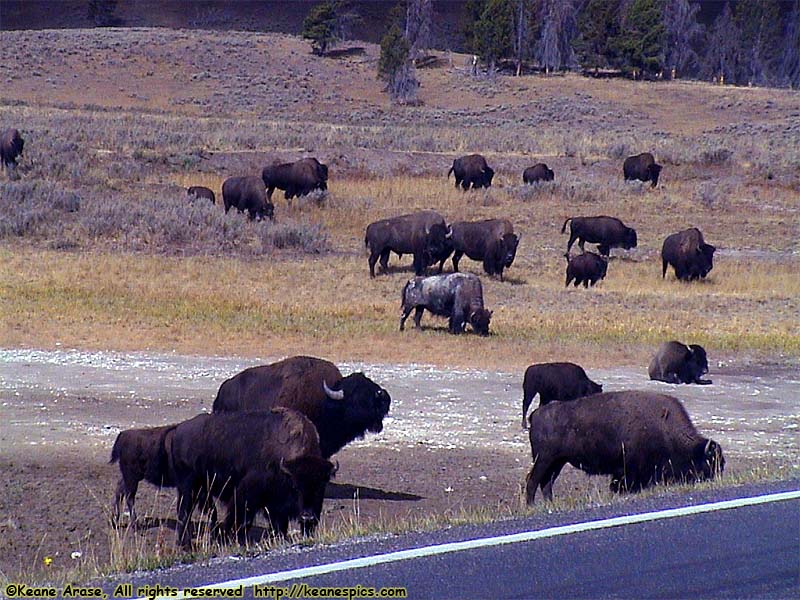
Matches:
[325,482,423,502]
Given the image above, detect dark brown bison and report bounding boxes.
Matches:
[187,185,216,204]
[448,154,494,190]
[109,424,219,528]
[525,391,725,503]
[565,252,608,287]
[213,356,391,459]
[522,163,554,183]
[261,157,328,203]
[0,128,24,171]
[222,176,274,221]
[649,341,711,385]
[562,216,637,257]
[449,219,519,282]
[661,228,716,281]
[623,152,662,187]
[521,362,602,429]
[365,210,450,277]
[170,408,336,547]
[400,272,492,335]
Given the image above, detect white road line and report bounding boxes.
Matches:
[153,490,800,598]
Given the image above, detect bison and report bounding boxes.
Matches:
[261,157,328,204]
[449,219,519,282]
[565,252,608,287]
[213,356,391,459]
[521,362,602,429]
[222,176,274,221]
[522,163,554,184]
[448,154,494,190]
[623,152,662,188]
[109,424,218,528]
[649,341,711,385]
[187,185,216,204]
[1,128,24,171]
[365,210,450,277]
[525,391,725,503]
[170,408,336,547]
[661,228,716,281]
[400,272,492,335]
[562,216,637,258]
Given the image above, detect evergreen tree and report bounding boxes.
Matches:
[701,1,740,84]
[87,0,118,27]
[779,0,800,88]
[302,1,360,56]
[535,0,578,73]
[379,22,420,103]
[573,0,622,70]
[462,0,489,55]
[474,0,515,72]
[662,0,703,78]
[613,0,665,76]
[734,0,783,86]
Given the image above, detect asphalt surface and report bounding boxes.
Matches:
[102,479,800,600]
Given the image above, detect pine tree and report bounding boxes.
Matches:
[613,0,666,76]
[701,1,740,84]
[302,1,360,57]
[536,0,578,73]
[462,0,489,55]
[779,0,800,88]
[573,0,622,71]
[379,22,420,103]
[474,0,515,72]
[662,0,703,78]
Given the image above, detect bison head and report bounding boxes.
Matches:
[424,222,449,263]
[501,233,519,268]
[279,456,337,536]
[469,308,492,336]
[319,373,391,457]
[479,166,495,188]
[687,344,710,382]
[692,439,725,482]
[623,227,638,250]
[648,163,662,187]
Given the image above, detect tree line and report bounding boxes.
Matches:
[301,0,799,101]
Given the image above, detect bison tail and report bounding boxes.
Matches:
[560,218,572,234]
[109,435,122,464]
[447,166,454,179]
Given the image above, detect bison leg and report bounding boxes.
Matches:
[368,251,380,278]
[525,457,553,504]
[412,306,424,329]
[521,390,537,430]
[452,250,463,272]
[266,186,275,200]
[380,248,391,272]
[540,460,566,501]
[461,179,470,191]
[175,485,196,549]
[565,232,579,257]
[112,477,132,526]
[597,243,610,256]
[399,304,414,331]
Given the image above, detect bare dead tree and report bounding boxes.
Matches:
[662,0,703,79]
[701,1,740,84]
[405,0,433,61]
[536,0,579,73]
[780,0,800,88]
[511,0,533,76]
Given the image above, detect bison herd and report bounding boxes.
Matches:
[111,348,723,547]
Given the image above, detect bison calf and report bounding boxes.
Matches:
[521,362,602,429]
[565,252,607,287]
[525,391,724,503]
[522,163,554,184]
[562,215,637,258]
[187,186,216,204]
[661,228,716,281]
[448,154,494,190]
[649,341,711,385]
[623,152,662,188]
[400,272,492,335]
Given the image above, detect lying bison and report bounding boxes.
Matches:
[222,176,274,221]
[525,391,725,503]
[521,362,602,429]
[448,154,494,190]
[365,210,450,277]
[213,356,391,459]
[562,216,637,258]
[661,228,716,281]
[187,186,216,204]
[648,341,711,385]
[623,152,662,188]
[400,272,492,335]
[261,157,328,203]
[565,252,608,287]
[0,128,24,171]
[449,219,519,282]
[170,408,336,547]
[522,163,554,184]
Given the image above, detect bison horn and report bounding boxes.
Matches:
[323,380,345,400]
[704,440,713,456]
[446,226,453,239]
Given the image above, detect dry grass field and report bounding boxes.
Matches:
[0,27,798,583]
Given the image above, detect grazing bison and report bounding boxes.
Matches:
[170,408,336,547]
[213,356,391,459]
[649,341,712,385]
[522,163,554,184]
[449,219,519,282]
[623,152,662,188]
[261,157,328,204]
[400,272,492,335]
[525,391,725,503]
[222,176,274,221]
[187,185,216,204]
[448,154,494,190]
[661,228,716,281]
[0,128,24,171]
[521,362,602,429]
[365,210,450,277]
[562,216,637,257]
[565,252,608,287]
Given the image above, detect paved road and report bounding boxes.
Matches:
[108,480,800,600]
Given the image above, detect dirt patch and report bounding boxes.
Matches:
[0,349,797,580]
